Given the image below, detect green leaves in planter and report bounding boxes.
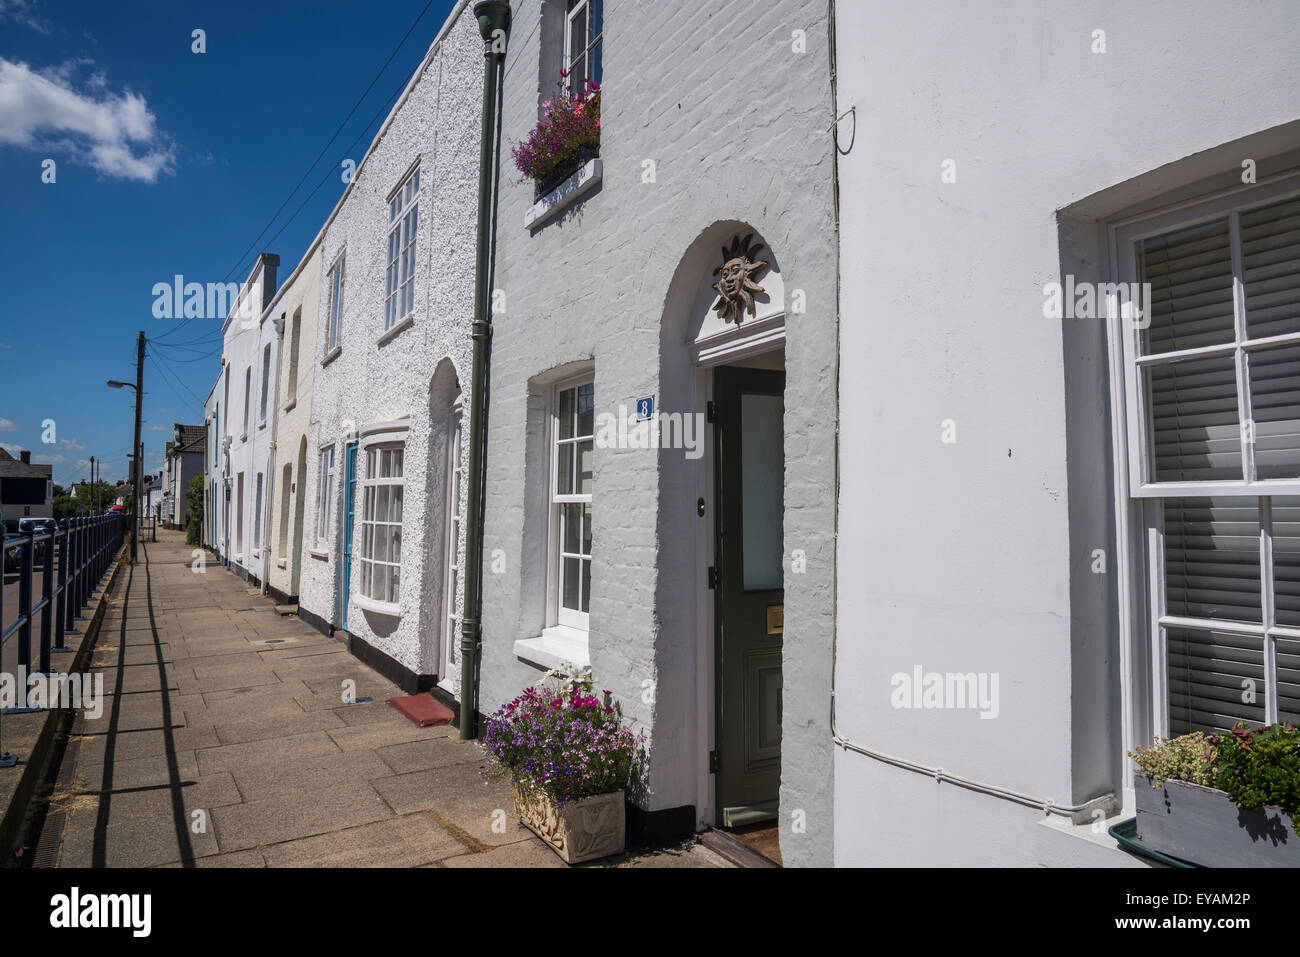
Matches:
[1128,731,1216,788]
[1209,722,1300,829]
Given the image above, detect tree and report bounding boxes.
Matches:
[186,473,204,546]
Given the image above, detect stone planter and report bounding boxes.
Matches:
[1135,777,1300,867]
[512,785,625,864]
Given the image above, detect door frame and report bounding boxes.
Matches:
[690,338,785,831]
[340,441,358,631]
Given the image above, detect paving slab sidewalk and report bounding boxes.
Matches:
[38,529,730,869]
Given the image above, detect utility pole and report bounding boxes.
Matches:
[132,331,144,562]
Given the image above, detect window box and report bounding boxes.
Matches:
[534,144,600,203]
[1135,778,1300,867]
[525,155,602,230]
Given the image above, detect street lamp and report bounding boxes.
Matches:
[107,334,144,563]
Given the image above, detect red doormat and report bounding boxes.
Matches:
[389,693,454,727]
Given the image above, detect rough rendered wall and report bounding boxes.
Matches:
[298,5,480,679]
[480,0,838,866]
[267,243,322,599]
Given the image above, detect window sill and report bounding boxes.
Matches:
[258,421,267,431]
[524,157,602,230]
[240,433,248,443]
[275,557,287,569]
[353,592,401,618]
[283,397,297,414]
[309,547,329,560]
[514,625,590,671]
[378,314,414,347]
[321,346,342,368]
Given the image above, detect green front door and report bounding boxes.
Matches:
[712,366,784,827]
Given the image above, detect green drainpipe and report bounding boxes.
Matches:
[460,0,510,740]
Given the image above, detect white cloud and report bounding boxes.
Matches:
[0,0,50,33]
[0,417,15,432]
[0,57,174,182]
[58,437,85,452]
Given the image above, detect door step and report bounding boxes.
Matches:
[390,693,455,728]
[274,604,298,616]
[697,827,781,868]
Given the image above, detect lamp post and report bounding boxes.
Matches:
[108,331,145,562]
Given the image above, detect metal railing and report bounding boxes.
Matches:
[0,513,126,767]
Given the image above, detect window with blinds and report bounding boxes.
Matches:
[1130,190,1300,735]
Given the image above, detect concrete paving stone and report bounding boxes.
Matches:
[75,723,221,765]
[293,682,400,712]
[375,735,486,775]
[227,748,392,803]
[327,720,449,753]
[440,839,566,868]
[333,700,409,727]
[267,650,356,674]
[583,839,735,869]
[201,676,312,704]
[213,708,346,746]
[57,789,222,867]
[188,656,278,680]
[419,759,534,848]
[157,849,268,868]
[91,643,172,667]
[194,729,342,775]
[261,812,466,867]
[211,779,392,853]
[77,750,201,791]
[176,670,283,695]
[92,665,182,694]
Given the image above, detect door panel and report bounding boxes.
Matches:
[713,366,784,827]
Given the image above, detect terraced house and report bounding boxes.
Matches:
[190,0,1300,868]
[294,3,482,695]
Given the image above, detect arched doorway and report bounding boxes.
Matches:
[659,222,787,830]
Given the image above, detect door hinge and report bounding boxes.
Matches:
[707,566,719,589]
[706,400,716,423]
[709,750,720,774]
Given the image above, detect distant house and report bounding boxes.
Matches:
[0,448,53,527]
[161,423,206,529]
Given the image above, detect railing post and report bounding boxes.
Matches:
[73,517,86,620]
[6,533,39,714]
[54,523,72,652]
[0,536,9,765]
[38,523,54,676]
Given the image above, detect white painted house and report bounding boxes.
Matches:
[832,0,1300,866]
[264,239,323,605]
[475,0,838,857]
[296,1,482,693]
[215,253,279,579]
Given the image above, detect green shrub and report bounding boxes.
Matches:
[1128,732,1216,788]
[1209,722,1300,828]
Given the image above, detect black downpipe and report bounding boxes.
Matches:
[460,0,511,740]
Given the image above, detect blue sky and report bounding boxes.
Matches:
[0,0,458,486]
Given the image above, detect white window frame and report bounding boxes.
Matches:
[1110,173,1300,739]
[259,343,272,425]
[385,167,419,331]
[563,0,602,94]
[327,250,346,352]
[316,445,335,547]
[358,441,404,607]
[548,373,594,632]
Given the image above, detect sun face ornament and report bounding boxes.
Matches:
[711,233,770,325]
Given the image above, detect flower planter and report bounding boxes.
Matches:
[533,146,601,202]
[513,784,625,864]
[1135,777,1300,867]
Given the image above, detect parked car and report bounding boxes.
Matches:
[16,518,56,562]
[3,533,21,572]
